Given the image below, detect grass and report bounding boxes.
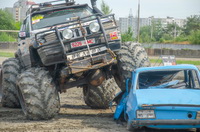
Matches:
[0,52,14,58]
[150,59,200,65]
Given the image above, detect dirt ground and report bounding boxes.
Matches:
[0,57,128,132]
[0,57,8,64]
[0,56,199,132]
[0,88,196,132]
[0,88,129,132]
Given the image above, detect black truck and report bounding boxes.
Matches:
[1,0,150,120]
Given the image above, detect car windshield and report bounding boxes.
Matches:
[138,69,200,89]
[31,6,94,30]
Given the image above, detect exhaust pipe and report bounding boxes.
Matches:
[90,0,97,8]
[90,0,103,14]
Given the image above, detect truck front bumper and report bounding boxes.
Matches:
[68,52,117,74]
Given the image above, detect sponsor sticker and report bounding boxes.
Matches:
[110,31,119,40]
[67,46,107,60]
[70,38,95,48]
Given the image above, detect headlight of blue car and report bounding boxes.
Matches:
[136,110,156,119]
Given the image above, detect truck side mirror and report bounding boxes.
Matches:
[18,31,26,39]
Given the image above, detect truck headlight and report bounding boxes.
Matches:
[136,110,155,119]
[89,22,100,33]
[62,29,73,39]
[38,38,46,45]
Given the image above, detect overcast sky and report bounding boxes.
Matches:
[0,0,200,19]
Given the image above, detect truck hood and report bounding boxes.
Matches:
[31,17,110,35]
[135,89,200,107]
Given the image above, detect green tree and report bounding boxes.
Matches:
[0,9,20,42]
[152,20,164,41]
[121,27,134,42]
[164,23,181,37]
[139,26,152,43]
[101,0,112,15]
[15,21,22,30]
[189,30,200,44]
[0,32,16,42]
[0,9,17,30]
[138,15,200,44]
[184,15,200,35]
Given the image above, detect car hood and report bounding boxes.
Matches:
[135,89,200,107]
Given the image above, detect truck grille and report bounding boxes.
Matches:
[41,26,92,44]
[44,32,57,42]
[41,20,116,43]
[73,26,91,38]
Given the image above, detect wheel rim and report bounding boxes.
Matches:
[17,87,27,116]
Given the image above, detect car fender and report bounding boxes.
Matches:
[114,79,130,120]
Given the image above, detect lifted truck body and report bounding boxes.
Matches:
[17,0,120,91]
[1,0,150,120]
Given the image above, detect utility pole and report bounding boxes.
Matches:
[150,16,153,40]
[137,0,140,43]
[174,24,177,39]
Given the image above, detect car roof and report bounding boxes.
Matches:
[134,64,199,73]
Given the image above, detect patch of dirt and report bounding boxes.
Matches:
[0,57,8,64]
[0,88,195,132]
[0,88,128,132]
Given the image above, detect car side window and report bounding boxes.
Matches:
[21,18,30,37]
[25,18,30,34]
[192,70,200,89]
[18,23,26,41]
[20,23,25,32]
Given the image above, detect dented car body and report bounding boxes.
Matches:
[114,64,200,130]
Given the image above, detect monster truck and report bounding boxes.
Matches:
[0,0,150,120]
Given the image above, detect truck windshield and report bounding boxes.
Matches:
[31,6,94,30]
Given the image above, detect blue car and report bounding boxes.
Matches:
[114,64,200,131]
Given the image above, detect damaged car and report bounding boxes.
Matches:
[114,64,200,131]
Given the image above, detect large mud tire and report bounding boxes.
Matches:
[83,78,118,109]
[1,58,21,108]
[17,68,60,120]
[115,42,150,91]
